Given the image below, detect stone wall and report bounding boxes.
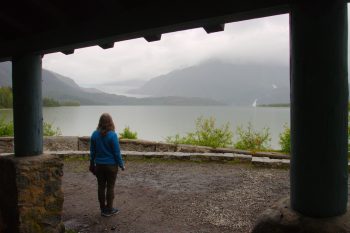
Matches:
[50,151,300,169]
[44,137,78,152]
[0,154,18,233]
[0,154,64,233]
[0,136,290,159]
[0,137,13,153]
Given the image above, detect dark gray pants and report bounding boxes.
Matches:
[95,164,118,210]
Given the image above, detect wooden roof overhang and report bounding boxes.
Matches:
[0,0,347,61]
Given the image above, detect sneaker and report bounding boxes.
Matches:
[101,208,119,217]
[100,207,107,216]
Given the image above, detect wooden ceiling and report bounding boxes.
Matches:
[0,0,343,61]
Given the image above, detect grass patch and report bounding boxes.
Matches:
[234,122,271,151]
[166,116,233,148]
[63,156,294,172]
[126,156,254,167]
[63,156,89,162]
[65,230,78,233]
[119,126,138,139]
[127,157,254,169]
[127,157,190,164]
[63,159,89,173]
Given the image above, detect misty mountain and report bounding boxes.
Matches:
[129,60,291,106]
[104,79,148,87]
[94,78,148,97]
[0,62,224,106]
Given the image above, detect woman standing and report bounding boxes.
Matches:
[90,113,125,217]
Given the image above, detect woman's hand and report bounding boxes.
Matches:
[89,161,96,175]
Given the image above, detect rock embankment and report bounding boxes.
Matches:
[0,136,294,168]
[0,136,289,159]
[1,137,350,170]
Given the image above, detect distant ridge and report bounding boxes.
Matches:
[0,62,224,106]
[130,60,350,106]
[130,60,290,106]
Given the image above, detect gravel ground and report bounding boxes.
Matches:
[62,159,291,233]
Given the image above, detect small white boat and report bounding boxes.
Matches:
[252,99,257,107]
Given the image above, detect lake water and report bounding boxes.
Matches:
[0,106,290,149]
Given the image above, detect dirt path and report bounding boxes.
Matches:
[62,159,291,233]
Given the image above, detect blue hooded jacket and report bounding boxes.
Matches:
[90,130,124,168]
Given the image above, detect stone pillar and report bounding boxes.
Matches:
[290,0,348,218]
[0,154,64,233]
[6,55,65,233]
[12,54,43,156]
[252,1,349,232]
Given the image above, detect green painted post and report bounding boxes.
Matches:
[12,54,43,156]
[290,0,348,217]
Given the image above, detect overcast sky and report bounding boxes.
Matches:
[43,6,350,89]
[42,13,290,88]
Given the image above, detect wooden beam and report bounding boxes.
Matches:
[203,24,225,33]
[98,42,114,49]
[28,0,67,26]
[0,0,290,61]
[144,34,162,42]
[0,12,31,34]
[61,49,74,55]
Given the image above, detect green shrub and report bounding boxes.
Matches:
[348,114,350,152]
[61,100,80,106]
[65,230,78,233]
[0,87,13,108]
[43,122,61,136]
[43,97,61,107]
[119,126,138,139]
[0,117,14,136]
[0,89,80,109]
[279,124,291,153]
[43,98,80,107]
[0,118,61,136]
[166,116,233,148]
[234,122,271,151]
[165,133,195,145]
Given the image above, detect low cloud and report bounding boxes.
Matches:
[43,14,290,87]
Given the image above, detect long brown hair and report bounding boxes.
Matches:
[97,113,115,136]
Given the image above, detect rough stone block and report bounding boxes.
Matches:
[187,153,251,163]
[0,137,14,153]
[189,153,212,161]
[162,152,191,160]
[78,136,90,151]
[143,152,165,159]
[176,144,211,153]
[155,142,177,152]
[204,153,225,161]
[209,147,236,153]
[119,139,156,152]
[213,147,252,155]
[51,151,89,160]
[253,151,290,160]
[230,153,252,162]
[252,157,290,168]
[252,198,350,233]
[44,136,78,151]
[122,151,145,160]
[0,154,64,233]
